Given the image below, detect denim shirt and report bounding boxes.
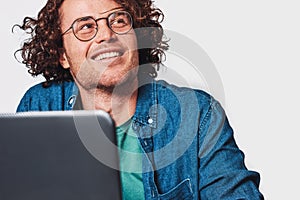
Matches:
[17,79,264,200]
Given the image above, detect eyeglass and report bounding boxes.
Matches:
[61,10,133,42]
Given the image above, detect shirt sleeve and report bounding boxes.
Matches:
[16,90,30,112]
[198,98,264,199]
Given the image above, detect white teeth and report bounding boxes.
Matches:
[94,52,120,61]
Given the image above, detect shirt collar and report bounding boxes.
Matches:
[70,78,158,129]
[133,78,158,129]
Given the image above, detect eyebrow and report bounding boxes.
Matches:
[99,6,124,15]
[63,6,126,31]
[77,16,92,22]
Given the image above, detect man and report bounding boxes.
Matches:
[15,0,264,199]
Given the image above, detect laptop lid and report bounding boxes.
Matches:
[0,110,122,200]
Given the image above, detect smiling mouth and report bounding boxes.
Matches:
[93,51,123,61]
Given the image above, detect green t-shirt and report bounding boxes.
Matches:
[116,119,145,200]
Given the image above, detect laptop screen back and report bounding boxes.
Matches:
[0,110,121,200]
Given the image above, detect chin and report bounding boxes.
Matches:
[103,67,138,84]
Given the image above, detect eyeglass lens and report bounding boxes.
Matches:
[73,11,132,41]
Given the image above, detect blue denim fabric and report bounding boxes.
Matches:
[17,79,264,200]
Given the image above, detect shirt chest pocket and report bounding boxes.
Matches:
[158,178,194,200]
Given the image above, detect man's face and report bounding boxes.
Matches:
[59,0,139,90]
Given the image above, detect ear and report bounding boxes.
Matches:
[59,48,70,69]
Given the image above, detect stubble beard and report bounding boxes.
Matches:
[73,63,139,97]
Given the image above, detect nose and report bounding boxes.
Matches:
[93,20,116,43]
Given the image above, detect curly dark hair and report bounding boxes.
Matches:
[13,0,169,87]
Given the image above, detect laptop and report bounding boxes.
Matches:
[0,110,122,200]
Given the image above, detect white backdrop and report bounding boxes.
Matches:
[2,0,300,199]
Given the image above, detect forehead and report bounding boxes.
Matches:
[59,0,121,25]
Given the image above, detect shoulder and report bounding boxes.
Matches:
[154,80,226,126]
[16,81,76,112]
[23,81,75,95]
[19,81,75,101]
[155,80,216,109]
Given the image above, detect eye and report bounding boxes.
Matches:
[74,17,97,33]
[111,18,127,27]
[109,12,131,28]
[79,22,95,31]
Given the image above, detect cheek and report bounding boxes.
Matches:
[130,50,139,70]
[129,36,138,52]
[121,33,139,66]
[64,40,90,70]
[119,31,138,52]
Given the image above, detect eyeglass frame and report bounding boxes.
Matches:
[61,9,133,42]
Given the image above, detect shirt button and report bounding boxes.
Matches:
[148,118,153,124]
[151,189,155,197]
[132,122,138,131]
[68,95,76,107]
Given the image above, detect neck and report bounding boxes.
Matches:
[77,79,138,126]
